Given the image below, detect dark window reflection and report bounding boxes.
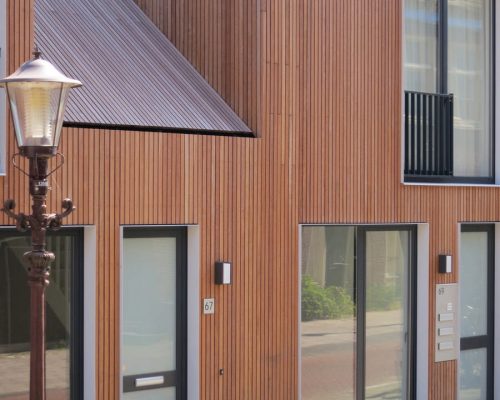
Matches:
[0,230,82,400]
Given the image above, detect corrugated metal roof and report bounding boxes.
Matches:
[34,0,252,136]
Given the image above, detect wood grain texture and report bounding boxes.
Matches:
[134,0,259,133]
[3,0,499,399]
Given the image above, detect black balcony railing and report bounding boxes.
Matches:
[404,91,454,178]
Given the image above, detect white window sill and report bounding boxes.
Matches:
[402,181,500,188]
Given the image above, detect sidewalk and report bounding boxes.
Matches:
[0,349,69,399]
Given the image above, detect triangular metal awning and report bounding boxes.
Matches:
[35,0,252,136]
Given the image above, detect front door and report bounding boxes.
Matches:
[300,225,417,400]
[121,227,187,400]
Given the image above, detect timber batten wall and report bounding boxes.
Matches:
[3,0,499,399]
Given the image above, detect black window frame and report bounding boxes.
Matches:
[460,224,494,399]
[404,0,496,184]
[357,225,417,400]
[122,226,188,400]
[0,227,84,400]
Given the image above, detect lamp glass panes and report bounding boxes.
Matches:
[0,54,81,152]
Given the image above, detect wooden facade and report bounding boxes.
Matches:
[3,0,500,399]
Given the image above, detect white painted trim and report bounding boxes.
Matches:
[297,226,303,398]
[416,224,429,400]
[119,226,124,397]
[187,225,200,400]
[495,224,500,400]
[403,182,500,188]
[118,224,200,400]
[298,224,428,399]
[301,222,424,226]
[0,0,6,175]
[84,226,97,400]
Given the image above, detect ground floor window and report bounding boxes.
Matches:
[301,225,416,400]
[121,227,187,400]
[0,228,84,399]
[459,225,494,400]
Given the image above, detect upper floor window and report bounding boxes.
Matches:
[404,0,494,183]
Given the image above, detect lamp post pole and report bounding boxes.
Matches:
[0,50,81,400]
[2,157,75,400]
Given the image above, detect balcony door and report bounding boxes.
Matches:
[404,0,494,180]
[121,227,187,400]
[301,226,416,400]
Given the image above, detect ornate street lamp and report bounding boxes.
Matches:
[0,49,81,400]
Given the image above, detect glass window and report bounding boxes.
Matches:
[404,0,494,180]
[448,0,493,177]
[404,0,438,93]
[301,226,356,400]
[0,229,84,400]
[365,231,410,399]
[301,226,416,400]
[459,225,494,400]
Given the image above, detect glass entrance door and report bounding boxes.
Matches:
[300,226,416,400]
[361,229,414,400]
[121,227,187,400]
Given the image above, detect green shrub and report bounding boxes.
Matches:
[301,275,334,321]
[366,283,401,311]
[301,275,354,321]
[325,285,355,318]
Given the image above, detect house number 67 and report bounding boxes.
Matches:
[203,298,215,314]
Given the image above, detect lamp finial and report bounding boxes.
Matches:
[32,46,41,60]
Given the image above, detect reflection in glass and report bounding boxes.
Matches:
[404,0,438,93]
[365,231,408,400]
[0,234,77,400]
[460,348,487,400]
[122,237,177,399]
[301,226,356,400]
[460,232,488,337]
[123,387,175,400]
[448,0,492,177]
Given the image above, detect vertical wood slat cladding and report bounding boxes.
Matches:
[134,0,258,133]
[4,1,499,400]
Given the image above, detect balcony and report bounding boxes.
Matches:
[404,91,454,182]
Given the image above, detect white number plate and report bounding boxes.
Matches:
[203,298,215,314]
